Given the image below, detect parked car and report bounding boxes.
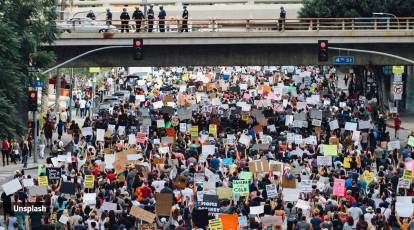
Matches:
[57,17,117,33]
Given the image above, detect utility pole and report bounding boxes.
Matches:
[55,71,61,112]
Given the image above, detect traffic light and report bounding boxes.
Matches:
[133,38,143,60]
[28,90,37,111]
[318,40,328,62]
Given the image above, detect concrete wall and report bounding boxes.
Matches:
[48,43,414,67]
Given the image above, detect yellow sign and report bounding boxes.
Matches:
[404,170,413,180]
[392,66,404,74]
[84,175,95,189]
[363,170,374,184]
[323,144,338,156]
[209,124,217,135]
[89,67,101,73]
[343,157,351,169]
[241,114,249,121]
[191,126,199,137]
[209,219,223,230]
[38,176,49,187]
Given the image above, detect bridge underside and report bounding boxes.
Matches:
[48,43,414,67]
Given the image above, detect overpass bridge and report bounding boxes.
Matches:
[48,17,414,67]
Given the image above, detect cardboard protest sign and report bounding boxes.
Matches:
[266,184,278,198]
[248,159,269,173]
[129,205,156,223]
[2,179,22,195]
[84,175,95,189]
[209,219,223,230]
[218,214,238,230]
[232,180,249,196]
[60,182,76,194]
[216,187,233,199]
[156,193,173,216]
[114,151,128,173]
[333,179,345,196]
[323,145,338,156]
[38,176,49,187]
[46,167,62,180]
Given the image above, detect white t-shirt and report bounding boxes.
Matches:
[79,99,86,109]
[151,180,165,193]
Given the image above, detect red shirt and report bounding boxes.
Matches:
[2,140,9,151]
[141,185,152,199]
[106,172,116,182]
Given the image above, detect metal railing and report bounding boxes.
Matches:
[56,17,414,33]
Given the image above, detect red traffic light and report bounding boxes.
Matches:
[320,42,326,49]
[30,92,36,98]
[135,40,142,47]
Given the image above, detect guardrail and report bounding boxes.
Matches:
[56,17,414,33]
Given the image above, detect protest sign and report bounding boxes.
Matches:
[396,196,414,217]
[388,140,400,150]
[232,180,249,196]
[363,170,375,184]
[156,193,173,216]
[84,175,95,189]
[22,179,34,187]
[239,171,252,181]
[38,176,49,186]
[266,184,278,198]
[333,179,345,196]
[317,156,332,166]
[96,129,105,141]
[323,145,337,156]
[408,136,414,147]
[128,134,136,145]
[191,125,199,137]
[404,170,413,180]
[329,120,339,130]
[209,124,217,135]
[83,193,96,205]
[104,154,115,169]
[248,159,269,173]
[358,120,371,130]
[345,122,357,131]
[238,216,248,227]
[129,205,156,223]
[218,214,238,230]
[295,199,310,210]
[312,119,322,127]
[398,178,411,189]
[300,180,312,193]
[202,145,215,155]
[209,219,223,230]
[46,167,62,180]
[250,205,265,215]
[200,194,220,214]
[216,187,233,200]
[2,179,22,195]
[60,182,76,194]
[222,158,233,166]
[81,127,92,136]
[101,202,118,211]
[261,215,283,226]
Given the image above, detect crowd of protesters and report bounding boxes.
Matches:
[1,65,413,230]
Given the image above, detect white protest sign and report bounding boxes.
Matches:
[388,140,400,150]
[329,120,339,130]
[101,202,118,211]
[96,129,105,141]
[202,145,215,155]
[396,196,414,217]
[295,199,310,210]
[317,156,332,166]
[81,127,93,136]
[299,180,312,193]
[352,131,360,142]
[282,188,299,202]
[312,119,322,127]
[104,154,115,169]
[83,193,97,205]
[2,179,22,195]
[266,184,278,198]
[250,205,265,215]
[128,134,136,145]
[22,179,34,187]
[345,122,357,131]
[179,123,187,132]
[358,120,371,130]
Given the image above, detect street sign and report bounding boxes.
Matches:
[392,66,404,74]
[393,83,403,100]
[89,67,100,73]
[333,56,354,65]
[34,80,44,88]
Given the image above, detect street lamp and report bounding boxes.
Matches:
[372,12,400,29]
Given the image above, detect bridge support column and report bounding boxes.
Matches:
[406,66,414,112]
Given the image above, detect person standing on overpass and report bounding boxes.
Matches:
[132,7,144,32]
[120,8,130,33]
[86,10,96,20]
[158,6,167,32]
[181,5,189,32]
[147,5,155,32]
[279,6,286,31]
[106,8,112,25]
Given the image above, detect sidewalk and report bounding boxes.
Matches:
[0,115,84,173]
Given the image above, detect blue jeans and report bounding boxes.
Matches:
[22,154,28,168]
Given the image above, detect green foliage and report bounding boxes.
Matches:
[0,0,58,138]
[299,0,414,18]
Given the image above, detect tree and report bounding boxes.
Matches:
[0,0,58,138]
[299,0,414,18]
